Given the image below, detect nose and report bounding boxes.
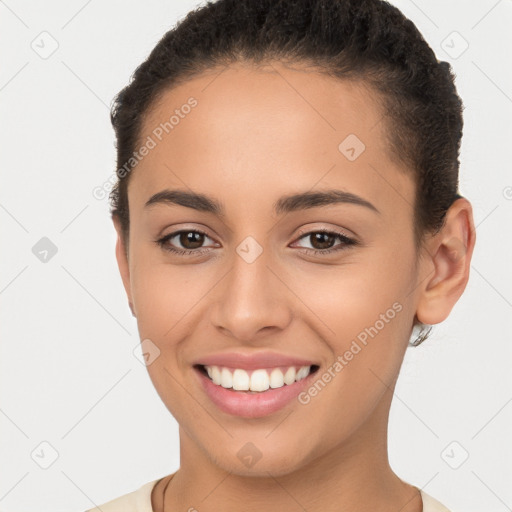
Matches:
[210,248,293,343]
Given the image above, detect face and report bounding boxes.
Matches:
[115,61,427,477]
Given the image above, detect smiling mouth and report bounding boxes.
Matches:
[194,363,320,393]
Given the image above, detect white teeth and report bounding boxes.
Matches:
[211,366,222,385]
[232,369,250,391]
[296,366,310,381]
[203,365,313,392]
[250,369,269,392]
[220,367,233,389]
[284,367,296,385]
[269,368,284,388]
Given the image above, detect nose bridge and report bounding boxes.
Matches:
[210,238,292,340]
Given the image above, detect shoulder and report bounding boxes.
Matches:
[420,489,453,512]
[83,479,160,512]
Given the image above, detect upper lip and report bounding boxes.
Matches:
[194,351,319,371]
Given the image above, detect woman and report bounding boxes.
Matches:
[88,0,475,510]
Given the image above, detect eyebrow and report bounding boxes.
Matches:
[144,188,379,216]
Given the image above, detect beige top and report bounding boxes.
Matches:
[84,477,452,512]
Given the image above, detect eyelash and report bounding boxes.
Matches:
[156,228,358,257]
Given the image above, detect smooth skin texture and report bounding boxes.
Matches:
[113,61,475,512]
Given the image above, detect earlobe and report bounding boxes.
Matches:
[416,198,476,325]
[112,215,135,316]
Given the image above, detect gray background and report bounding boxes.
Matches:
[0,1,511,511]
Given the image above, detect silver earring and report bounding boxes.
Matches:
[409,322,432,346]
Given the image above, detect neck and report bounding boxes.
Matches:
[157,388,422,512]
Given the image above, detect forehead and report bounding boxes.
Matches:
[129,61,412,216]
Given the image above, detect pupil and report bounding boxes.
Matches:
[311,232,334,250]
[180,231,204,249]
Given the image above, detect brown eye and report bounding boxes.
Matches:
[292,229,357,255]
[308,232,336,250]
[178,231,205,249]
[156,229,218,254]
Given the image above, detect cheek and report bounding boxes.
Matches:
[129,258,206,420]
[287,267,414,448]
[290,244,416,386]
[293,247,415,339]
[130,254,215,340]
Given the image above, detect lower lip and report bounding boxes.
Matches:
[194,366,318,418]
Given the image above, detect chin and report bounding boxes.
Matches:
[203,437,319,479]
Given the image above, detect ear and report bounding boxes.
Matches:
[416,197,476,325]
[112,215,135,316]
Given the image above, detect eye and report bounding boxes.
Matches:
[156,229,219,255]
[291,228,357,255]
[156,227,357,257]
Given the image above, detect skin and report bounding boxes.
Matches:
[113,61,475,512]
